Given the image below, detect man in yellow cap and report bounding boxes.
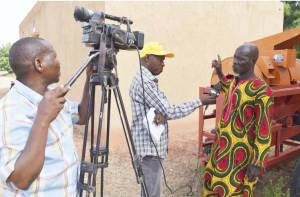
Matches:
[129,42,216,197]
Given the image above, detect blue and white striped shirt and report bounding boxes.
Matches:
[0,80,79,196]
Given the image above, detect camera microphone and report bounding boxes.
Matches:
[74,6,133,24]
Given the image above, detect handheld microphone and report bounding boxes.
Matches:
[204,81,221,111]
[209,81,221,97]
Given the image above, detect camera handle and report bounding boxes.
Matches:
[64,52,99,87]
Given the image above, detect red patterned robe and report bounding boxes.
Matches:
[203,75,273,197]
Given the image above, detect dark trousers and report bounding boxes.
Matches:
[141,156,163,197]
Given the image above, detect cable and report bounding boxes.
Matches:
[169,106,209,196]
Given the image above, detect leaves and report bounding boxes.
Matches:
[284,2,300,30]
[0,43,12,75]
[283,2,300,58]
[261,177,289,197]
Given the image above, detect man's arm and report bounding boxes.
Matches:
[211,55,232,93]
[212,55,224,80]
[246,89,273,181]
[142,81,215,120]
[77,65,92,125]
[7,86,69,189]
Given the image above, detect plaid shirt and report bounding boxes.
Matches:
[129,66,201,158]
[0,81,79,196]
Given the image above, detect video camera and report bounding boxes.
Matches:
[74,6,144,50]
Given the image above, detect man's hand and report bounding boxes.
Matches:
[200,94,216,105]
[37,85,69,124]
[212,54,224,80]
[246,164,261,182]
[153,113,166,125]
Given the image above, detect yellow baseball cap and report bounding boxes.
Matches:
[140,42,174,58]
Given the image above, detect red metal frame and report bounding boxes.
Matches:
[198,85,300,169]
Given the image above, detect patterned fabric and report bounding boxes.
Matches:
[0,80,80,196]
[203,76,273,197]
[129,66,201,158]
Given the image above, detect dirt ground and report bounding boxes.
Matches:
[74,124,203,197]
[73,124,296,197]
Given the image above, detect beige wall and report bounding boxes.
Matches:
[20,1,283,133]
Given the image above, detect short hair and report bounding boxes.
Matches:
[9,37,48,80]
[237,43,259,65]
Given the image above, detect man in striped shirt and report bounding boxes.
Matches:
[129,42,215,197]
[0,37,90,196]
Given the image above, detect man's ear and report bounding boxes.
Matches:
[250,58,256,68]
[34,57,43,73]
[144,55,150,65]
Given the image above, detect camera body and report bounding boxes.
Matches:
[74,6,144,50]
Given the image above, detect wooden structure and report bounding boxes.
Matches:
[199,28,300,169]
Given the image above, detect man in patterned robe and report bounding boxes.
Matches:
[203,44,273,196]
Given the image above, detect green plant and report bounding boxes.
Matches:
[284,1,300,30]
[261,177,290,197]
[0,43,12,75]
[284,1,300,58]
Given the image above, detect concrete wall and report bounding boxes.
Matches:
[20,1,283,134]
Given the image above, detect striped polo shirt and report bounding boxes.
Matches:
[0,80,79,196]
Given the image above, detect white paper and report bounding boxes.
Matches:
[143,108,165,144]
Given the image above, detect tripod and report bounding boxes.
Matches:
[66,49,149,197]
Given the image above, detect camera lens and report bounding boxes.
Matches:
[74,6,93,22]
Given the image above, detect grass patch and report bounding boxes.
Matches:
[261,177,290,197]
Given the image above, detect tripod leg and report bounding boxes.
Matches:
[105,89,111,167]
[91,86,107,197]
[79,81,96,197]
[99,88,111,197]
[87,84,96,191]
[112,85,150,197]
